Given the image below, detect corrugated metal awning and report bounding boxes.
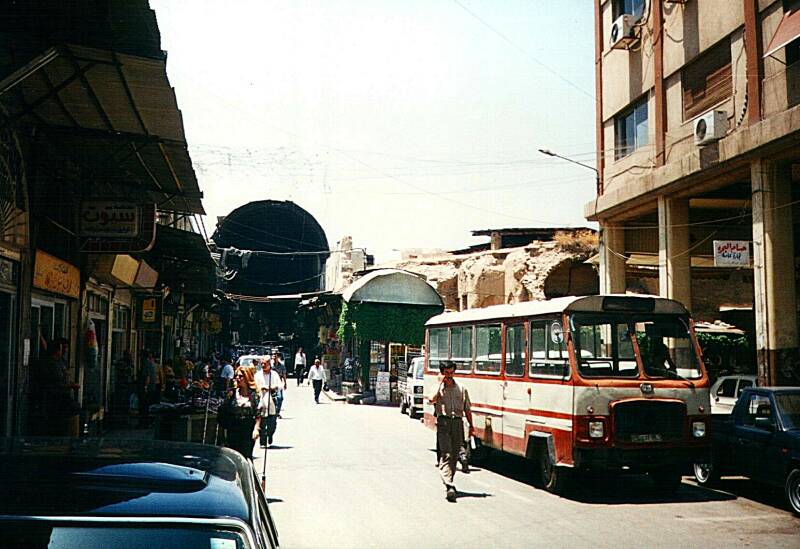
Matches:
[0,44,203,214]
[765,3,800,58]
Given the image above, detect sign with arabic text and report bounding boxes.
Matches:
[33,250,80,298]
[713,240,751,267]
[80,201,140,237]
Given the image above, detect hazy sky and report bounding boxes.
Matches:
[151,0,597,261]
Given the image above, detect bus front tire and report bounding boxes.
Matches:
[539,450,568,494]
[692,461,719,487]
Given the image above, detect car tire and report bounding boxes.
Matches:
[651,467,683,493]
[692,461,719,487]
[786,468,800,516]
[409,407,418,419]
[400,399,407,414]
[539,449,568,494]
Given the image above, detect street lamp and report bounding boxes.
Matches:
[538,148,601,195]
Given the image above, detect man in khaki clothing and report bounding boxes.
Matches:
[430,361,475,502]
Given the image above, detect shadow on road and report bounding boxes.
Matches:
[266,498,284,504]
[684,478,791,514]
[473,450,737,506]
[264,445,294,450]
[455,490,492,499]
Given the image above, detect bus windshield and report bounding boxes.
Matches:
[571,314,703,380]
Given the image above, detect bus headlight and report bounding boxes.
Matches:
[589,421,604,439]
[414,386,423,394]
[692,421,706,438]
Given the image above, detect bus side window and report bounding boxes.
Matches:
[475,324,501,374]
[529,321,568,378]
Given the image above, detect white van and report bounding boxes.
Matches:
[400,357,425,418]
[710,374,757,414]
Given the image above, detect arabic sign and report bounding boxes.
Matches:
[80,201,140,237]
[79,202,156,253]
[137,295,161,325]
[33,250,80,298]
[713,240,751,267]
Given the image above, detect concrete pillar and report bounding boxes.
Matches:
[751,159,797,386]
[658,196,692,309]
[599,224,626,294]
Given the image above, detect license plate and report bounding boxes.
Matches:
[630,434,662,443]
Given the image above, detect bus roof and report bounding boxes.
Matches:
[425,295,689,327]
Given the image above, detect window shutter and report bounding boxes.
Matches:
[682,42,732,120]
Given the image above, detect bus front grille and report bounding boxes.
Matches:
[613,401,685,443]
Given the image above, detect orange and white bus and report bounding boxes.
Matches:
[423,294,711,493]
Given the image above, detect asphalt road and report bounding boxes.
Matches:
[254,384,800,549]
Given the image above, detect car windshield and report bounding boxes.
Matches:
[413,361,424,380]
[775,392,800,430]
[0,522,250,549]
[571,314,703,380]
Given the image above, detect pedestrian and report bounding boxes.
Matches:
[271,351,287,417]
[30,337,80,435]
[294,347,307,386]
[219,355,234,397]
[218,366,261,459]
[255,358,282,447]
[307,358,325,403]
[429,361,475,502]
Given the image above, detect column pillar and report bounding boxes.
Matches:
[658,196,692,309]
[751,159,797,386]
[599,223,626,295]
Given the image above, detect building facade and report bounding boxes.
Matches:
[587,0,800,385]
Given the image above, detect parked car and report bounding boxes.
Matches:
[692,387,800,515]
[710,374,757,414]
[0,437,280,547]
[236,355,269,369]
[399,357,425,418]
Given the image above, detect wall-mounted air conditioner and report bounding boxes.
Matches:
[609,14,639,50]
[693,110,728,146]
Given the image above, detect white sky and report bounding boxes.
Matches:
[151,0,598,262]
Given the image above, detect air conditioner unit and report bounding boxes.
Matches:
[693,110,728,146]
[609,14,638,50]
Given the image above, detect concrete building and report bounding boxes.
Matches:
[587,0,800,385]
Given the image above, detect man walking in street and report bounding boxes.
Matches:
[307,358,325,403]
[255,358,282,447]
[294,347,306,386]
[271,351,287,417]
[429,361,474,502]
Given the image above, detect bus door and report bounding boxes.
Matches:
[475,323,504,449]
[502,322,528,454]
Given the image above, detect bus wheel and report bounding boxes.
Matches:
[692,461,719,487]
[539,450,568,494]
[651,467,683,493]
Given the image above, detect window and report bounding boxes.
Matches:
[450,326,473,372]
[716,378,737,398]
[788,37,800,107]
[613,0,645,19]
[529,320,570,378]
[737,379,753,396]
[742,394,773,428]
[505,324,525,377]
[615,96,648,159]
[682,40,732,120]
[475,324,502,374]
[428,328,448,371]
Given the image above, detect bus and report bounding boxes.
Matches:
[423,294,711,493]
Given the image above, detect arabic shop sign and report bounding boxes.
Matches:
[79,201,156,253]
[80,201,140,237]
[713,240,751,267]
[33,250,80,298]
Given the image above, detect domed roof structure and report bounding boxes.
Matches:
[212,200,329,296]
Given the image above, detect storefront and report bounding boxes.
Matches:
[337,269,444,398]
[0,254,19,436]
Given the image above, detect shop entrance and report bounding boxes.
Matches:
[0,291,16,435]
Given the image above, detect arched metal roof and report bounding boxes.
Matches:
[342,269,443,307]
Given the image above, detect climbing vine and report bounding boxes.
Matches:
[337,301,442,345]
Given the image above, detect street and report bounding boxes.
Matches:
[255,385,800,549]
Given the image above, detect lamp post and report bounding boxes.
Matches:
[538,148,601,195]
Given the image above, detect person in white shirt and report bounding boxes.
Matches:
[294,347,307,386]
[307,358,326,404]
[255,358,282,447]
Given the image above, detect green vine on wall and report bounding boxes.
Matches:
[337,301,442,345]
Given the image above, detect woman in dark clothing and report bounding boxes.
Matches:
[218,366,261,459]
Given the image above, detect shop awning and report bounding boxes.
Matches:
[0,44,203,214]
[765,2,800,58]
[341,269,443,307]
[141,225,215,294]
